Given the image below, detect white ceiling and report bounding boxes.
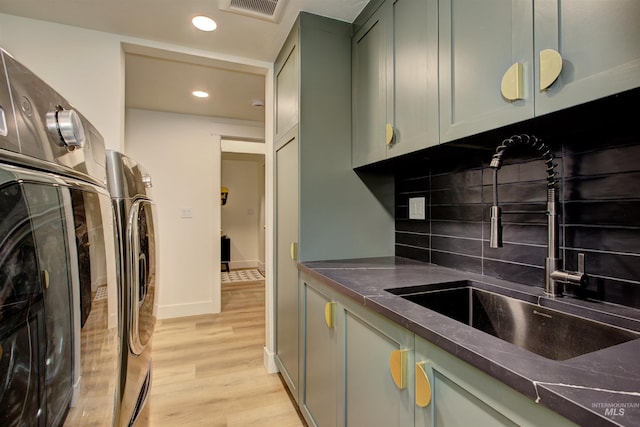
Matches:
[0,0,368,123]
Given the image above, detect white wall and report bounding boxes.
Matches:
[126,109,263,318]
[221,155,265,270]
[0,13,125,151]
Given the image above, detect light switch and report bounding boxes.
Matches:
[180,208,193,218]
[409,197,426,220]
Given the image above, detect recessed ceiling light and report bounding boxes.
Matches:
[192,90,209,98]
[192,15,217,32]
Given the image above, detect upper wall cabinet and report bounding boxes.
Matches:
[534,0,640,116]
[352,0,438,168]
[438,0,535,143]
[439,0,640,143]
[275,34,298,140]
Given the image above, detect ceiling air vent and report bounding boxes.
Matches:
[219,0,286,22]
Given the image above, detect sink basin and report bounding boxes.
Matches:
[388,281,640,361]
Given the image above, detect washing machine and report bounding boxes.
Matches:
[106,150,158,426]
[0,48,120,426]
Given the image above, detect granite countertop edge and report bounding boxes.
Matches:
[298,257,640,427]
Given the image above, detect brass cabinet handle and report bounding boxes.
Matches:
[385,123,395,146]
[324,302,335,328]
[290,242,298,261]
[42,270,50,289]
[389,349,408,389]
[539,48,563,91]
[501,62,523,101]
[415,362,432,407]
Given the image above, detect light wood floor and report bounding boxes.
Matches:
[148,280,304,426]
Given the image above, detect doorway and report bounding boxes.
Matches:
[220,144,266,303]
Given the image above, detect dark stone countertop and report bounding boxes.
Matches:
[298,257,640,427]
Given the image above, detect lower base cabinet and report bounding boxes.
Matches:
[342,299,414,427]
[414,337,577,427]
[301,280,338,427]
[299,272,577,427]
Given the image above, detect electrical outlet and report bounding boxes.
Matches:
[409,197,426,220]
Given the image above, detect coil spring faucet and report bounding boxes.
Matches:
[489,134,587,297]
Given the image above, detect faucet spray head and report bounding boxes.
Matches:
[489,205,503,248]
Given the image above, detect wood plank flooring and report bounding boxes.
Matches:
[148,280,304,426]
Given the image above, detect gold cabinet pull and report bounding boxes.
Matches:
[324,302,335,328]
[539,49,563,91]
[385,123,395,146]
[501,62,523,101]
[290,242,298,261]
[389,349,408,389]
[415,362,432,407]
[42,270,50,289]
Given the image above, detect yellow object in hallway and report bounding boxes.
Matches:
[221,186,229,205]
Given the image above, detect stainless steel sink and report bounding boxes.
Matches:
[387,281,640,361]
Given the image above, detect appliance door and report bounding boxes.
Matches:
[117,198,156,427]
[128,199,157,356]
[0,164,119,427]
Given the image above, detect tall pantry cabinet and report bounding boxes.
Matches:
[273,13,394,403]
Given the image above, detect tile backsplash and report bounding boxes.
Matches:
[394,88,640,309]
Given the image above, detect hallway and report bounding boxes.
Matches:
[148,280,303,426]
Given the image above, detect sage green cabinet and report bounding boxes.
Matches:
[352,0,438,168]
[414,336,577,427]
[534,0,640,116]
[439,0,640,143]
[438,0,535,143]
[299,274,414,427]
[298,273,581,426]
[274,12,395,403]
[341,299,415,427]
[352,2,389,167]
[274,129,300,399]
[300,274,338,427]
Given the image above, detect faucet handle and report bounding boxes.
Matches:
[551,253,588,288]
[578,253,585,275]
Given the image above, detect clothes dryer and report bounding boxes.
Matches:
[106,150,158,426]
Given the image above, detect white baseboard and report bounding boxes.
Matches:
[263,346,279,374]
[158,300,219,319]
[228,260,257,270]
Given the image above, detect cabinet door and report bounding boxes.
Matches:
[439,0,534,143]
[301,278,337,427]
[275,28,299,141]
[389,0,439,158]
[275,130,300,399]
[341,301,414,427]
[352,2,392,168]
[534,0,640,115]
[414,337,577,427]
